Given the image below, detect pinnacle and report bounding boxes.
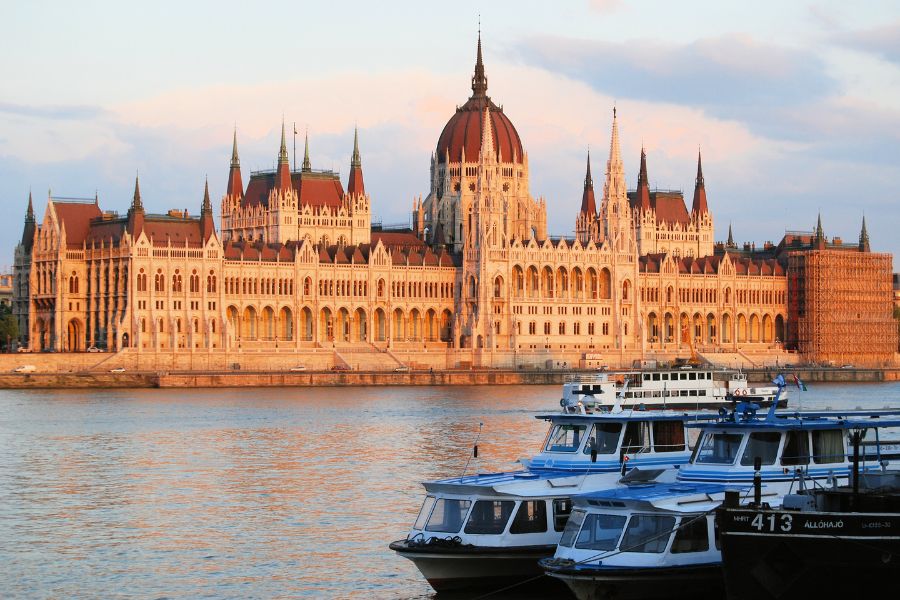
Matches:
[351,126,361,168]
[231,128,240,168]
[302,131,311,172]
[132,173,143,211]
[278,120,289,164]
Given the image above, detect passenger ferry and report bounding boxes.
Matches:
[541,395,900,600]
[389,403,704,592]
[562,368,786,412]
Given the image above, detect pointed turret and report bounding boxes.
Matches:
[859,215,870,252]
[21,191,36,252]
[302,131,311,172]
[347,126,365,196]
[200,177,215,242]
[727,223,735,247]
[471,28,488,98]
[603,106,627,205]
[691,150,708,216]
[226,128,244,198]
[814,213,826,250]
[132,173,143,212]
[580,150,596,216]
[635,147,651,212]
[276,120,292,190]
[127,174,144,236]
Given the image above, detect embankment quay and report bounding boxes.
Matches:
[1,364,897,389]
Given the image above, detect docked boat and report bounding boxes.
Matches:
[389,406,703,592]
[717,437,900,599]
[540,398,900,600]
[541,482,737,600]
[562,368,786,412]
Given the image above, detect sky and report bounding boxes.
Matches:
[2,0,899,267]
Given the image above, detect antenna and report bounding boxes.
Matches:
[293,121,297,173]
[460,422,484,478]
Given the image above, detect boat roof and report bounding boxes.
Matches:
[573,481,748,512]
[687,408,900,431]
[535,409,711,422]
[423,469,625,496]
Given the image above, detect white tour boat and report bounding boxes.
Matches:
[389,405,706,592]
[562,368,787,412]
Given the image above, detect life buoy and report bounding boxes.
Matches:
[739,388,747,396]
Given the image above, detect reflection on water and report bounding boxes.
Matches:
[1,382,898,598]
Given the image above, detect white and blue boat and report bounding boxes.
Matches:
[541,383,900,600]
[389,402,705,592]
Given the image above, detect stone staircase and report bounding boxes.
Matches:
[333,343,404,371]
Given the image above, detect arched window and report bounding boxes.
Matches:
[172,271,183,292]
[190,270,199,293]
[155,269,165,292]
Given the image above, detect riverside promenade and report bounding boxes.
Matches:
[1,350,897,389]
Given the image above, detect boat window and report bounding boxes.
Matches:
[740,432,781,466]
[544,424,587,452]
[575,513,627,551]
[689,372,697,380]
[413,496,436,530]
[782,430,810,465]
[425,498,471,533]
[464,500,515,534]
[652,421,686,452]
[583,423,623,455]
[622,422,651,454]
[652,373,660,381]
[671,515,709,553]
[558,509,586,547]
[621,514,676,553]
[694,432,744,464]
[510,500,548,534]
[812,429,845,464]
[553,498,572,532]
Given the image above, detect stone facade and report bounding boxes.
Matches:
[10,37,894,368]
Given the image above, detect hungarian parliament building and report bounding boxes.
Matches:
[12,37,897,368]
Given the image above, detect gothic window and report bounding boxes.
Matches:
[190,271,199,294]
[305,277,312,296]
[138,270,147,293]
[155,270,165,292]
[622,279,631,301]
[558,322,566,335]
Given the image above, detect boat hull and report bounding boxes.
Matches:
[389,540,564,592]
[718,508,900,600]
[542,562,723,600]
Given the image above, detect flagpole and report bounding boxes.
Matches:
[293,122,297,173]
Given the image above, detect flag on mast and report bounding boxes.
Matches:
[792,374,808,391]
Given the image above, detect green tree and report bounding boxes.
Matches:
[0,304,18,352]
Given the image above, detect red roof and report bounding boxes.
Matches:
[242,171,344,209]
[53,201,102,247]
[144,216,205,247]
[372,231,426,251]
[436,96,523,164]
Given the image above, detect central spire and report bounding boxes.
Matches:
[471,29,488,98]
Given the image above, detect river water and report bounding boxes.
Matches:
[2,381,899,599]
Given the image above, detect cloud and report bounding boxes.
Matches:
[511,34,839,138]
[0,101,109,120]
[833,21,900,65]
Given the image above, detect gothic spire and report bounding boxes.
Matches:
[226,128,244,198]
[727,222,735,247]
[347,127,365,196]
[635,147,651,212]
[351,125,361,168]
[603,106,627,204]
[202,177,212,214]
[26,190,34,223]
[278,119,289,165]
[21,190,37,252]
[276,121,292,190]
[580,149,597,216]
[471,29,488,98]
[231,127,240,169]
[302,130,311,172]
[691,149,709,215]
[859,215,870,252]
[814,212,826,250]
[132,173,143,211]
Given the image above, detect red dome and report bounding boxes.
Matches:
[435,35,524,165]
[436,97,524,165]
